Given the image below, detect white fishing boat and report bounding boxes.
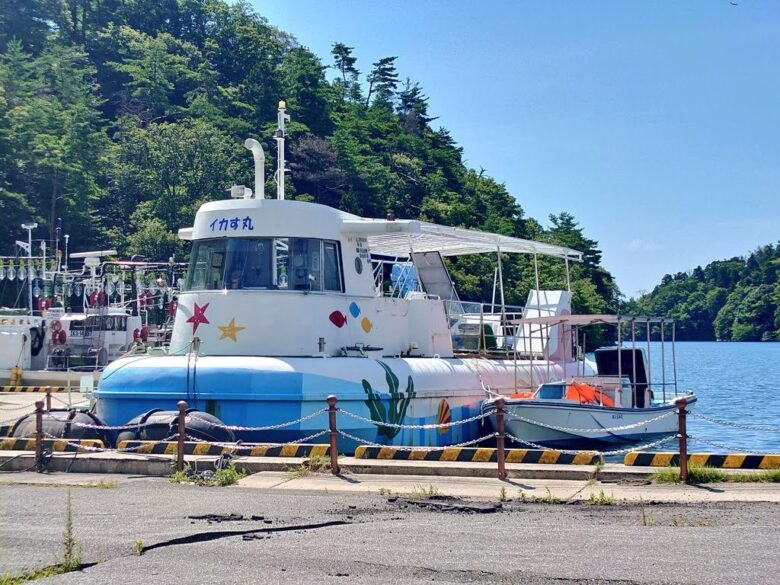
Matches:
[483,314,697,449]
[0,245,182,386]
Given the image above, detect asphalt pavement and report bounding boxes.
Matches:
[1,472,778,585]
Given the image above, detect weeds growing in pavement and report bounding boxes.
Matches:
[1,490,88,584]
[285,454,331,479]
[671,515,714,528]
[60,490,82,571]
[729,469,780,483]
[587,490,617,506]
[515,487,560,504]
[540,486,561,504]
[213,462,246,486]
[408,484,441,498]
[652,466,780,484]
[133,538,144,556]
[499,486,507,502]
[378,487,392,496]
[639,497,655,527]
[169,462,246,486]
[169,465,193,484]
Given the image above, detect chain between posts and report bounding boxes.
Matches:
[688,435,780,455]
[688,412,780,433]
[337,408,494,430]
[336,429,499,451]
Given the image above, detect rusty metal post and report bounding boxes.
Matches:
[675,397,688,484]
[45,387,52,412]
[176,400,187,472]
[34,400,44,473]
[327,395,340,475]
[496,398,506,481]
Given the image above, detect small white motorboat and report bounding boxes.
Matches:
[483,314,697,450]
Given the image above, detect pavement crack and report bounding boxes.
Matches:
[390,497,503,514]
[142,520,349,553]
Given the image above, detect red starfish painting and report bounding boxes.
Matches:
[186,302,210,333]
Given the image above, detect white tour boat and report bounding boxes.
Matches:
[93,102,599,449]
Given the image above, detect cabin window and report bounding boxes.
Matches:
[225,238,272,289]
[185,237,344,293]
[186,239,227,290]
[290,238,321,291]
[323,241,343,292]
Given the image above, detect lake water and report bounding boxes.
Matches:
[641,341,780,454]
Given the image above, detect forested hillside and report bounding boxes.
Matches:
[626,244,780,341]
[0,0,618,314]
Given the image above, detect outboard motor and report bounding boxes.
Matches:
[10,409,113,447]
[116,409,235,444]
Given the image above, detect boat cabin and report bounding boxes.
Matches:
[171,197,582,360]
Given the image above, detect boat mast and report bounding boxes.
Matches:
[275,100,290,201]
[21,222,37,316]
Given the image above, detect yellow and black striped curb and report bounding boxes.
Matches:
[0,438,104,452]
[116,441,330,458]
[625,452,780,469]
[354,446,600,465]
[0,386,67,393]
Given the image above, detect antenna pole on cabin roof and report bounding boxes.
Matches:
[275,100,290,201]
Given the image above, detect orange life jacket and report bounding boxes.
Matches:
[565,381,615,407]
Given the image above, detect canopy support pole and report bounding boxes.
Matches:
[631,320,637,408]
[660,320,666,403]
[496,244,507,355]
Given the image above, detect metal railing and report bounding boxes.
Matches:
[8,394,779,485]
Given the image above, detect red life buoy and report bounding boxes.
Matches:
[57,329,67,345]
[168,300,177,317]
[51,331,59,345]
[140,326,149,342]
[133,328,140,341]
[88,291,97,306]
[97,291,107,305]
[51,320,62,332]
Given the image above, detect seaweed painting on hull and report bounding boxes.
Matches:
[362,362,416,439]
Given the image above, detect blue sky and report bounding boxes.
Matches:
[253,1,780,298]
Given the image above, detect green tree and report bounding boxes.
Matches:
[365,56,398,106]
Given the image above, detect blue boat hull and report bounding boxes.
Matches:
[95,354,525,452]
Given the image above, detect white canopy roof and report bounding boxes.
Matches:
[510,315,669,326]
[342,219,582,261]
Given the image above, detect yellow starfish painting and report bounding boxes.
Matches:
[218,317,245,342]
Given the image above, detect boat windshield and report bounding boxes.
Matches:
[185,237,343,292]
[536,383,565,400]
